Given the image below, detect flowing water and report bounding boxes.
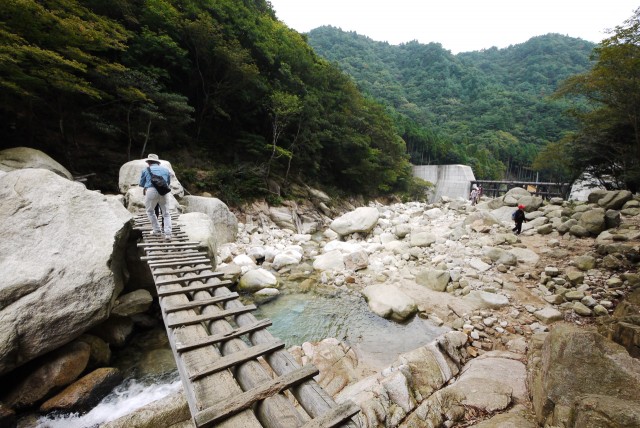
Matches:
[35,375,181,427]
[36,291,449,426]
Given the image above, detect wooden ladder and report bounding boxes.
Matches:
[133,213,361,428]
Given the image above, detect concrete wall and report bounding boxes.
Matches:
[413,164,475,202]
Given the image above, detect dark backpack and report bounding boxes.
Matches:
[513,209,525,221]
[148,167,171,195]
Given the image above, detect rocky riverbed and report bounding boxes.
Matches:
[214,188,640,427]
[1,147,639,427]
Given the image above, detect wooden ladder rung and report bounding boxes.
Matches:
[156,266,212,276]
[141,252,206,261]
[156,272,223,286]
[167,304,256,328]
[148,258,210,268]
[144,245,200,251]
[157,280,231,297]
[175,319,272,353]
[164,292,240,314]
[300,401,362,428]
[189,340,286,381]
[138,241,200,247]
[193,364,319,427]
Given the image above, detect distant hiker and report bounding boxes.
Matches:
[470,188,478,205]
[478,184,483,198]
[512,204,527,235]
[139,154,173,239]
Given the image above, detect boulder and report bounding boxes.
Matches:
[268,206,296,231]
[528,323,640,427]
[598,190,633,210]
[502,187,531,205]
[578,208,606,235]
[177,211,218,265]
[362,283,417,322]
[39,367,123,412]
[0,169,131,375]
[409,231,437,247]
[415,269,451,292]
[0,147,72,179]
[5,341,90,409]
[463,291,509,309]
[238,268,278,292]
[118,158,184,197]
[312,250,345,271]
[330,207,379,236]
[111,289,153,317]
[181,195,238,244]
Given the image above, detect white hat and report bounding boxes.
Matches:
[144,154,160,163]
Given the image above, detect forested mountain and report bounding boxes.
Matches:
[0,0,412,201]
[307,27,597,180]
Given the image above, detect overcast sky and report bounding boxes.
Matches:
[268,1,638,53]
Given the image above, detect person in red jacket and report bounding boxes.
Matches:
[512,204,527,235]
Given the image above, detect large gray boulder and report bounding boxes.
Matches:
[0,169,131,375]
[118,158,184,197]
[177,212,218,266]
[330,207,379,236]
[578,208,606,235]
[181,195,238,244]
[598,190,633,210]
[0,147,72,180]
[362,283,417,322]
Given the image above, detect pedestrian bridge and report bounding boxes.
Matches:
[133,213,361,428]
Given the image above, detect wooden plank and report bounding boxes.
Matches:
[165,292,240,314]
[156,266,222,276]
[144,245,200,252]
[175,319,272,353]
[148,258,209,268]
[300,401,362,428]
[141,252,206,261]
[193,364,320,427]
[167,304,256,328]
[138,241,200,247]
[189,341,286,381]
[156,272,223,286]
[157,280,230,297]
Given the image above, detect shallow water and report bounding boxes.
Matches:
[255,292,450,368]
[36,291,449,426]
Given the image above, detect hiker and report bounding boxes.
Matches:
[512,204,527,235]
[470,188,478,205]
[139,154,172,239]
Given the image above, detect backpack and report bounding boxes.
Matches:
[512,210,517,220]
[148,167,171,195]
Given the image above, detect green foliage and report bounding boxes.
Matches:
[0,0,412,200]
[549,7,640,191]
[399,177,434,203]
[307,27,596,181]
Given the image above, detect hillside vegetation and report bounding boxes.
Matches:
[0,0,411,201]
[307,27,596,180]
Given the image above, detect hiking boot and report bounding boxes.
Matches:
[164,234,172,240]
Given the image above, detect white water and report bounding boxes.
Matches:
[36,376,181,428]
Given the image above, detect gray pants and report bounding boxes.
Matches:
[145,187,172,235]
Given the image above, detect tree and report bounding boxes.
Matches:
[553,7,640,191]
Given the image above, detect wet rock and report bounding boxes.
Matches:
[5,341,90,409]
[39,367,123,413]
